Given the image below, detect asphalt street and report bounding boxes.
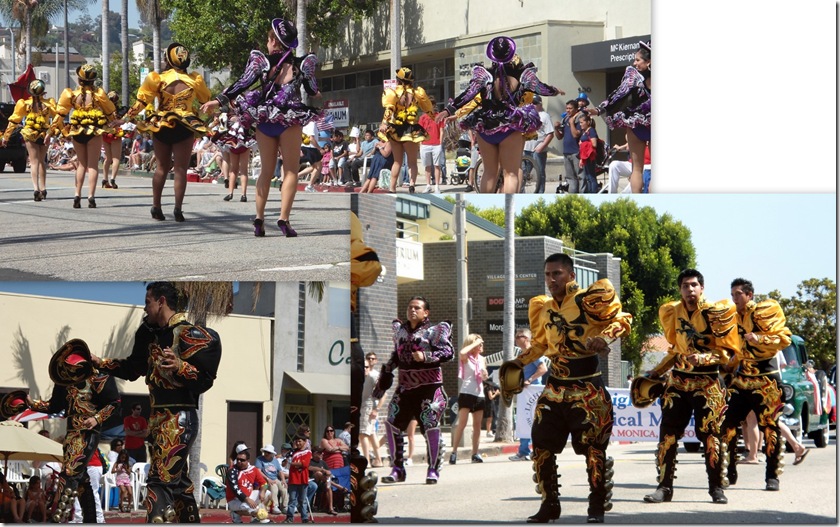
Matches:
[372,433,836,524]
[0,169,350,281]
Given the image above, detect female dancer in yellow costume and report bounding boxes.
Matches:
[52,65,117,209]
[2,79,57,201]
[124,43,211,222]
[380,67,434,193]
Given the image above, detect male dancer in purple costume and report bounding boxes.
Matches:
[372,296,454,484]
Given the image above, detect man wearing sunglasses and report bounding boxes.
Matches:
[225,446,269,523]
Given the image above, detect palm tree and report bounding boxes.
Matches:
[0,0,64,72]
[496,194,516,441]
[120,0,128,104]
[101,0,109,91]
[174,282,234,504]
[135,0,164,72]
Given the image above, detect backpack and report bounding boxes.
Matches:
[595,138,608,166]
[202,478,226,502]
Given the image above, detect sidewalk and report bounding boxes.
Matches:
[104,508,350,523]
[371,425,521,467]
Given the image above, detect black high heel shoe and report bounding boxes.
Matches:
[173,208,185,222]
[110,180,118,189]
[223,193,233,201]
[41,190,47,200]
[88,197,96,208]
[150,206,165,220]
[33,190,42,202]
[102,179,112,189]
[73,196,81,209]
[277,219,297,237]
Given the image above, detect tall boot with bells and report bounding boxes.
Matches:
[644,434,678,503]
[585,449,614,523]
[381,421,406,483]
[424,427,444,484]
[705,436,728,504]
[527,448,561,523]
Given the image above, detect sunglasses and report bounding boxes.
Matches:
[326,429,335,432]
[236,458,248,463]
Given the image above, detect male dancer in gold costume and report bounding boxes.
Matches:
[643,269,738,505]
[721,278,791,491]
[501,253,631,523]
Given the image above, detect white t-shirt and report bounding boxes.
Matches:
[459,354,486,397]
[524,111,553,151]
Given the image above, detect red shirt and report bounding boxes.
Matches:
[123,416,148,449]
[287,449,311,486]
[225,464,267,501]
[88,449,102,467]
[419,114,442,146]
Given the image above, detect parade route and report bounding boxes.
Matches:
[0,169,350,281]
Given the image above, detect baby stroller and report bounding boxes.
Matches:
[448,139,471,186]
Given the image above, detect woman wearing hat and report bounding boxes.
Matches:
[379,67,434,193]
[436,36,562,193]
[201,18,322,238]
[101,91,128,189]
[587,41,650,193]
[123,43,211,222]
[1,79,57,201]
[51,64,117,209]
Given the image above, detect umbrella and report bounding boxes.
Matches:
[0,420,63,474]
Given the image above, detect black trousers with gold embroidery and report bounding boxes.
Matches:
[655,371,727,491]
[51,428,99,523]
[721,373,784,483]
[145,408,200,523]
[530,377,614,517]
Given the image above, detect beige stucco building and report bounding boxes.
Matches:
[0,283,349,476]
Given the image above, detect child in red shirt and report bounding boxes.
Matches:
[285,436,312,523]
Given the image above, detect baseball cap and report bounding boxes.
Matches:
[532,95,542,105]
[235,444,249,454]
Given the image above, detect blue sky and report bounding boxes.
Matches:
[68,3,142,29]
[465,194,836,301]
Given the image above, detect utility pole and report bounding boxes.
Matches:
[296,0,307,104]
[64,0,69,91]
[455,193,469,353]
[390,0,401,72]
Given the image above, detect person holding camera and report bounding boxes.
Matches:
[553,100,583,193]
[449,334,488,465]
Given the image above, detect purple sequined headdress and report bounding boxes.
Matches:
[486,36,516,64]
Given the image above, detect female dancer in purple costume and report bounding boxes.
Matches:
[201,18,321,237]
[436,36,562,193]
[587,40,650,193]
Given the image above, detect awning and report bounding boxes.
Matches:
[285,372,350,396]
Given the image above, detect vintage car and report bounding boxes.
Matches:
[779,335,832,448]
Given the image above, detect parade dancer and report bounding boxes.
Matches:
[721,278,791,491]
[101,91,128,190]
[51,65,117,209]
[1,79,57,201]
[23,340,120,523]
[499,253,631,523]
[378,67,434,193]
[372,297,454,485]
[124,43,212,222]
[643,269,739,505]
[588,40,650,193]
[93,281,222,523]
[201,18,322,237]
[435,36,562,193]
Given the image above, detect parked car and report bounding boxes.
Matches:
[0,102,28,173]
[779,335,832,448]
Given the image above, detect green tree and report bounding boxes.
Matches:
[163,0,386,73]
[443,196,505,228]
[516,196,697,372]
[766,278,837,371]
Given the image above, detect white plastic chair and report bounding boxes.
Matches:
[4,460,30,492]
[199,476,227,509]
[132,462,150,511]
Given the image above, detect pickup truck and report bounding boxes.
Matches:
[0,102,29,173]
